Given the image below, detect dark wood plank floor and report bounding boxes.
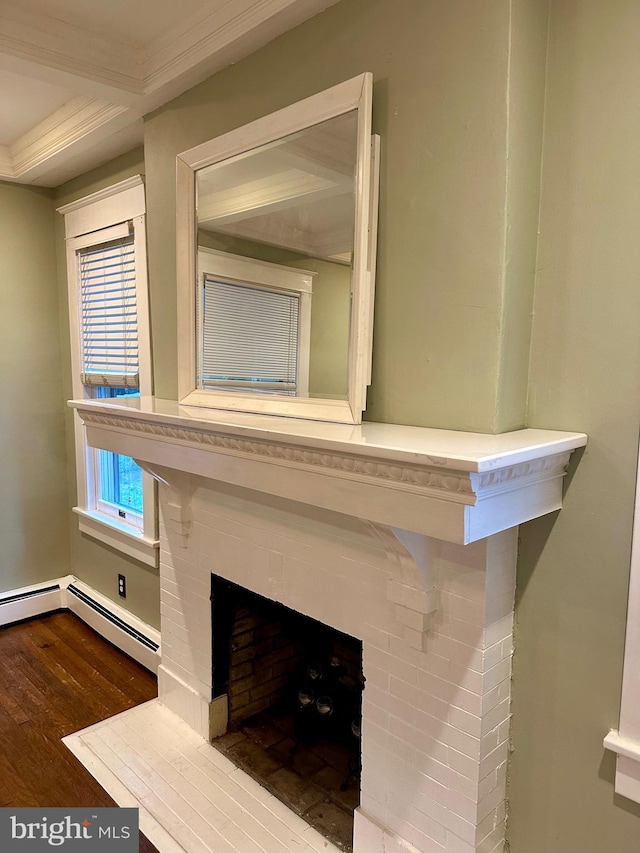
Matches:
[0,611,159,852]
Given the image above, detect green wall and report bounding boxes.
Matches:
[53,147,161,629]
[0,182,69,590]
[508,1,640,850]
[9,0,637,847]
[145,0,527,432]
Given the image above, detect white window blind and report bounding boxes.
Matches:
[200,276,300,395]
[78,234,139,388]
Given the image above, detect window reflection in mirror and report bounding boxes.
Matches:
[177,72,378,424]
[195,111,357,402]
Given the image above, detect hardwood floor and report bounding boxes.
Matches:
[0,611,159,852]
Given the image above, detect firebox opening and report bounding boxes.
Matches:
[211,575,364,851]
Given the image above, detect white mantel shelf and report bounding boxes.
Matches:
[70,396,587,545]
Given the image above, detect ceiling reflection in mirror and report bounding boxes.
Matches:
[195,110,358,402]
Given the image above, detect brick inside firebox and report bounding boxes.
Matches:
[228,604,307,723]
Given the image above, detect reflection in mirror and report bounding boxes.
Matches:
[177,72,379,424]
[195,111,357,402]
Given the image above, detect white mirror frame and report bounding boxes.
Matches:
[176,72,379,424]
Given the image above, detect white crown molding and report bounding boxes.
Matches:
[8,98,134,182]
[0,1,141,99]
[141,0,340,98]
[0,0,342,186]
[69,397,587,545]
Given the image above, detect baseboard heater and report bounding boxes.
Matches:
[0,583,62,606]
[0,578,160,673]
[67,584,159,652]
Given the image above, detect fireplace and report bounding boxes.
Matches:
[67,397,586,853]
[211,576,363,850]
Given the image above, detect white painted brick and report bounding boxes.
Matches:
[409,730,450,767]
[448,770,481,805]
[443,809,476,846]
[479,729,500,761]
[482,658,512,694]
[439,723,481,760]
[477,783,505,824]
[403,625,428,651]
[481,640,508,672]
[448,706,482,739]
[387,581,438,613]
[152,483,516,853]
[478,742,510,784]
[414,754,451,789]
[428,634,484,672]
[364,700,390,731]
[404,823,447,852]
[396,604,431,633]
[497,719,510,744]
[484,614,514,649]
[417,669,480,716]
[416,786,470,827]
[440,591,486,627]
[477,768,499,802]
[449,662,483,695]
[480,684,503,716]
[480,698,511,739]
[365,646,419,686]
[476,822,506,853]
[443,618,484,648]
[415,771,450,806]
[445,832,477,853]
[448,747,481,782]
[474,802,506,846]
[404,804,448,847]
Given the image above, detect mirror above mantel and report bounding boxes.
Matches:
[176,73,380,425]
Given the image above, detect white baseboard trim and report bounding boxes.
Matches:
[0,577,69,626]
[0,575,160,674]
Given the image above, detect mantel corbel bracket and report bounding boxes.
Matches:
[137,461,195,545]
[364,521,439,651]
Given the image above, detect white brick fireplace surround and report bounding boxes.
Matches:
[69,397,586,853]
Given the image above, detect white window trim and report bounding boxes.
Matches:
[190,247,314,407]
[59,176,158,567]
[604,439,640,801]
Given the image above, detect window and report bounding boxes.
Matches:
[94,387,143,523]
[199,275,302,396]
[190,248,313,406]
[59,177,158,567]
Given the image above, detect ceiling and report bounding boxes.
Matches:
[0,0,339,187]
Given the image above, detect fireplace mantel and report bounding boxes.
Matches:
[70,396,586,545]
[67,395,587,853]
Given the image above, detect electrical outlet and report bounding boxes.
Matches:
[118,574,126,598]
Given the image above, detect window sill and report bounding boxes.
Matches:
[73,507,159,568]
